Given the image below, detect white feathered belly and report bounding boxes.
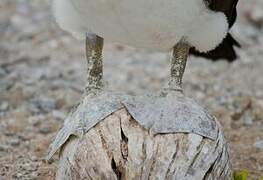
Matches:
[53,0,229,52]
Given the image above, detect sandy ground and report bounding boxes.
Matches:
[0,0,263,179]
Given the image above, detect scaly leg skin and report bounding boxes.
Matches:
[168,39,190,92]
[85,33,104,94]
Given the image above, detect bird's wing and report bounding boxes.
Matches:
[190,0,240,62]
[205,0,238,28]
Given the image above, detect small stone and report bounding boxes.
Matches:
[47,39,59,49]
[9,137,21,146]
[254,140,263,150]
[242,114,254,126]
[39,125,52,134]
[246,6,263,27]
[52,110,66,121]
[0,101,9,111]
[0,79,13,91]
[0,145,9,152]
[31,156,38,161]
[10,14,31,29]
[0,67,7,77]
[32,97,56,113]
[28,115,45,126]
[15,172,23,178]
[8,86,25,107]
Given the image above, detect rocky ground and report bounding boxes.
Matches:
[0,0,263,179]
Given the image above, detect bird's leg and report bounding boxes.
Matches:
[168,40,190,92]
[85,34,104,94]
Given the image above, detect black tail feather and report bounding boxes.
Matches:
[189,33,240,62]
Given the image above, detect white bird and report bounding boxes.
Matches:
[52,0,239,91]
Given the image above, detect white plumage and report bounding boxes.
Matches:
[53,0,228,52]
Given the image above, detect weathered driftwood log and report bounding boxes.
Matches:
[47,35,232,180]
[56,108,231,180]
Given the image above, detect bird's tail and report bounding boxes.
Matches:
[190,33,240,62]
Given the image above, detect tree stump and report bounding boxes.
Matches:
[46,34,232,180]
[55,108,231,180]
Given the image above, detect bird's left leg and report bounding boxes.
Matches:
[85,33,104,94]
[121,39,217,139]
[167,39,190,92]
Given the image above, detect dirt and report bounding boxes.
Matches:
[0,0,262,179]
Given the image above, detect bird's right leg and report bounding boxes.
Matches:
[85,33,104,94]
[167,39,190,92]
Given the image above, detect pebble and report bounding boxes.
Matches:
[254,140,263,150]
[0,80,13,91]
[30,156,37,161]
[0,101,9,111]
[39,125,52,134]
[0,145,9,152]
[28,115,45,126]
[0,68,7,77]
[242,114,254,126]
[247,6,263,27]
[10,15,31,29]
[52,110,66,121]
[32,98,56,113]
[9,137,21,146]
